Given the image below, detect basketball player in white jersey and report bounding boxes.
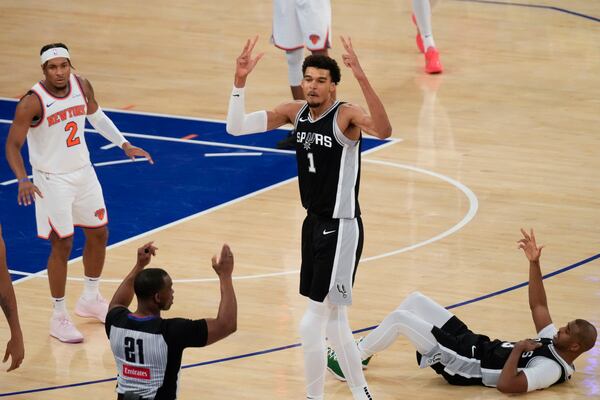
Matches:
[272,0,332,149]
[412,0,443,74]
[226,36,392,400]
[5,43,153,343]
[0,223,24,372]
[327,229,597,393]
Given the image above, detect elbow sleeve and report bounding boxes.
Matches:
[226,86,267,136]
[87,107,127,147]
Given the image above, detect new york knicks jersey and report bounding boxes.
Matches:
[27,74,90,174]
[294,101,361,219]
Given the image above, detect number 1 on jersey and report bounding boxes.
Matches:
[65,121,81,147]
[307,152,316,173]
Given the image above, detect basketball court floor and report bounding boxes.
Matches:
[0,1,598,398]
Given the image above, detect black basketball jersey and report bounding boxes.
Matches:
[105,307,208,400]
[294,101,361,219]
[479,338,572,385]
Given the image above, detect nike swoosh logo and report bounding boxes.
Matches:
[299,117,309,122]
[323,229,336,235]
[232,94,240,97]
[46,101,55,107]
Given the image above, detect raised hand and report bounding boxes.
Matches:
[235,36,264,86]
[17,180,42,206]
[212,244,234,278]
[518,228,544,262]
[136,241,158,268]
[123,142,154,164]
[340,36,366,80]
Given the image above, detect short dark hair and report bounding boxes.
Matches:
[574,319,597,353]
[40,43,69,55]
[302,55,341,85]
[134,268,169,300]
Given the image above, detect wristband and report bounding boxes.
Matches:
[17,177,30,184]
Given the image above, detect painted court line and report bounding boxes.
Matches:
[204,152,263,157]
[2,254,597,397]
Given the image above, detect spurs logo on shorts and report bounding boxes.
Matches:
[336,283,348,298]
[95,208,106,220]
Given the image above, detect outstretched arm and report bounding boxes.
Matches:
[109,242,157,310]
[0,225,24,372]
[340,36,392,139]
[205,244,237,345]
[79,76,153,164]
[226,36,295,136]
[518,228,552,333]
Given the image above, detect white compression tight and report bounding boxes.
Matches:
[358,291,453,359]
[299,299,371,400]
[412,0,436,49]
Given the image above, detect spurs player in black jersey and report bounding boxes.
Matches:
[106,243,237,400]
[327,229,597,394]
[226,36,392,400]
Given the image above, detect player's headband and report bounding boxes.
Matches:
[40,47,70,65]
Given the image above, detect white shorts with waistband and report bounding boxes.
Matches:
[272,0,332,51]
[33,164,108,239]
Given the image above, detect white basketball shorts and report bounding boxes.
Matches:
[33,164,108,239]
[272,0,332,51]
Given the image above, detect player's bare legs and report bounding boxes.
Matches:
[81,226,107,279]
[48,232,83,343]
[47,232,73,299]
[75,226,109,324]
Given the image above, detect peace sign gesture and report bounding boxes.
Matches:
[235,36,264,87]
[340,36,366,80]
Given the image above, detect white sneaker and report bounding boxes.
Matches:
[75,294,109,323]
[50,314,84,343]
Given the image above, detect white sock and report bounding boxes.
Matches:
[351,385,374,400]
[413,0,436,49]
[52,297,67,316]
[82,276,100,300]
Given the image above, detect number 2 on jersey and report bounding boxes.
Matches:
[124,336,145,364]
[307,152,316,173]
[65,121,81,147]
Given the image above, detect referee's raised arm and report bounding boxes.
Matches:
[205,244,237,345]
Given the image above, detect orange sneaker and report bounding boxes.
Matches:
[412,14,425,53]
[424,47,443,74]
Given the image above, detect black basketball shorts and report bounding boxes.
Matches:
[299,214,364,305]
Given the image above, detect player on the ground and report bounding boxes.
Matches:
[327,229,597,393]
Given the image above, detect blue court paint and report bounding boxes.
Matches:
[456,0,600,23]
[0,99,386,280]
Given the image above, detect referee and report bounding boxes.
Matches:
[105,242,237,400]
